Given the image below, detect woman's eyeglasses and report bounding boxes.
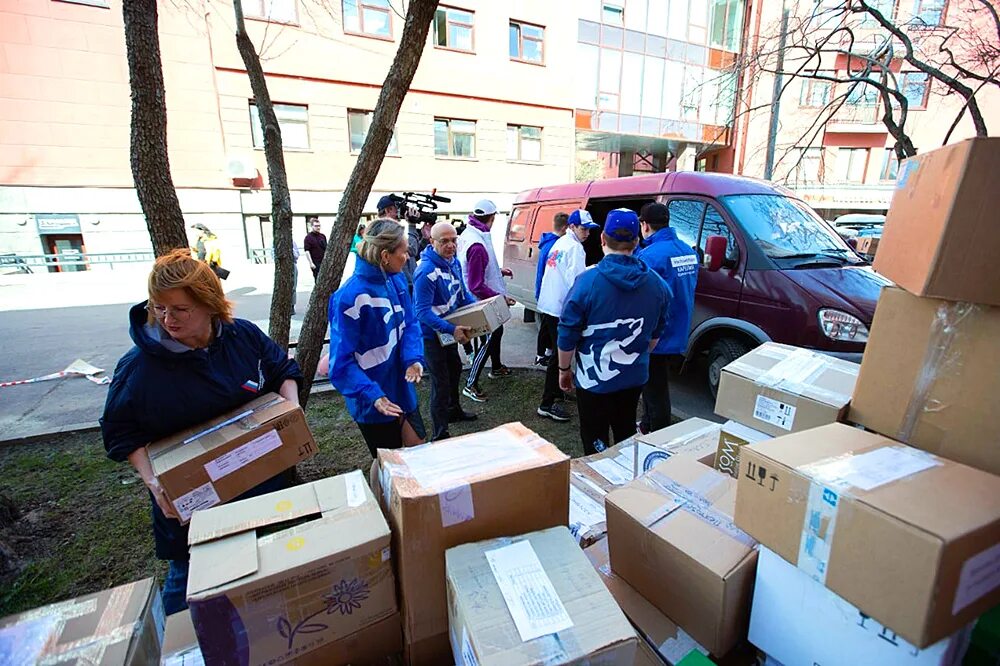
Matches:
[146,304,195,321]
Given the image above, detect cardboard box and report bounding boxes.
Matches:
[734,423,1000,647]
[635,639,670,665]
[605,456,758,656]
[569,460,609,547]
[715,421,771,479]
[161,609,401,666]
[714,343,859,436]
[0,578,164,665]
[374,422,570,665]
[875,137,1000,305]
[147,393,317,523]
[749,546,972,666]
[634,418,723,471]
[437,295,511,345]
[849,286,1000,475]
[185,471,397,666]
[855,236,880,256]
[585,538,710,665]
[446,526,637,665]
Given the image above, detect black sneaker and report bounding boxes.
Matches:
[534,355,551,367]
[448,410,478,423]
[462,385,487,402]
[537,404,571,422]
[488,366,513,379]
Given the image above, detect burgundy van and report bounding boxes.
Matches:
[504,172,889,396]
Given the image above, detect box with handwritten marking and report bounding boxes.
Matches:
[446,526,637,665]
[734,423,1000,648]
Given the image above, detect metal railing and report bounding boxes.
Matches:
[0,251,154,271]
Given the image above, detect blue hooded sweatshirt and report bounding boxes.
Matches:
[534,231,561,300]
[100,302,303,561]
[328,256,423,424]
[637,227,698,355]
[413,244,475,339]
[558,253,670,394]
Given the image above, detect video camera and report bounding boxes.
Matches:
[390,190,452,225]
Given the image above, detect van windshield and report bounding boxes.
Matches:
[721,194,856,262]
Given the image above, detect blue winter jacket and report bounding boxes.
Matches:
[100,302,303,561]
[413,244,475,339]
[328,256,423,424]
[534,232,560,300]
[558,253,669,394]
[637,227,699,355]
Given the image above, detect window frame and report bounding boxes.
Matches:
[342,0,393,41]
[506,206,530,242]
[506,124,543,162]
[880,150,900,181]
[346,109,399,156]
[244,0,299,25]
[836,147,871,183]
[799,76,834,108]
[510,19,546,65]
[899,71,930,109]
[249,101,311,151]
[434,117,477,159]
[602,2,625,26]
[433,5,475,54]
[911,0,947,27]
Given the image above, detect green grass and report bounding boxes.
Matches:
[0,368,584,617]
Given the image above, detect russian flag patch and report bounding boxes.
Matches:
[241,379,260,393]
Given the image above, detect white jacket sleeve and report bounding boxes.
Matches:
[562,243,587,291]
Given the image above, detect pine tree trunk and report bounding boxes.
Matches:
[233,0,295,350]
[122,0,189,256]
[294,0,440,406]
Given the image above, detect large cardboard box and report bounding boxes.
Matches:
[585,538,710,665]
[714,343,859,436]
[0,578,164,665]
[849,286,1000,475]
[185,471,397,666]
[875,137,1000,305]
[446,526,637,665]
[147,393,317,523]
[569,460,609,547]
[855,236,879,256]
[734,423,1000,647]
[161,609,401,666]
[633,418,723,471]
[375,422,570,665]
[750,546,972,666]
[605,456,758,656]
[437,295,511,345]
[715,420,771,479]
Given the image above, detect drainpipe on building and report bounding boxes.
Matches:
[764,3,789,181]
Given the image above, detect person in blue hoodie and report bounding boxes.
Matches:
[328,218,426,457]
[100,249,303,616]
[557,208,670,455]
[533,212,568,367]
[413,221,479,441]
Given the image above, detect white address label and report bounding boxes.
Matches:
[173,482,221,522]
[344,469,367,507]
[753,394,796,431]
[485,540,573,642]
[203,429,283,482]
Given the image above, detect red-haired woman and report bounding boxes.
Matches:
[100,249,302,615]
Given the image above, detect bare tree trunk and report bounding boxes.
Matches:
[294,0,440,406]
[233,0,295,350]
[123,0,189,256]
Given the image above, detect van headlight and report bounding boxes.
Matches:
[818,309,869,342]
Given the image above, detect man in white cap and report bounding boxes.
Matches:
[535,209,600,422]
[458,199,516,402]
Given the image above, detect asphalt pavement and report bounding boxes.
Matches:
[0,261,718,443]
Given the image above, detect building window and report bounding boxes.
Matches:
[244,0,297,23]
[846,81,879,106]
[791,147,823,183]
[510,21,544,63]
[249,102,309,150]
[880,151,900,181]
[709,0,743,52]
[900,72,930,109]
[434,118,476,157]
[506,125,542,161]
[343,0,391,38]
[434,6,474,51]
[800,77,833,107]
[835,147,869,183]
[912,0,946,26]
[603,2,624,25]
[861,0,894,25]
[347,110,398,155]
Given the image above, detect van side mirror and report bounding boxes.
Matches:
[704,235,727,272]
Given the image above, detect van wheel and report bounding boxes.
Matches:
[707,338,751,400]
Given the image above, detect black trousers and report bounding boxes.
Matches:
[576,385,643,455]
[536,314,553,357]
[640,353,673,433]
[424,338,462,441]
[356,410,426,458]
[539,314,562,407]
[466,325,504,388]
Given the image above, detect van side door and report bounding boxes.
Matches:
[506,200,584,312]
[503,204,538,307]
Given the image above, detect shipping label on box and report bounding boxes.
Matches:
[436,295,511,345]
[186,472,397,666]
[734,423,1000,648]
[714,343,858,437]
[147,393,317,523]
[750,547,972,666]
[0,578,164,666]
[447,527,637,666]
[376,422,570,666]
[634,418,723,471]
[715,421,771,479]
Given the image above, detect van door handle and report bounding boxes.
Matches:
[528,248,533,258]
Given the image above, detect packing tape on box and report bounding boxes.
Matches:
[897,300,980,443]
[753,348,855,407]
[641,470,757,548]
[638,422,722,458]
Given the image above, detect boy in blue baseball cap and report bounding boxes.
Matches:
[556,208,670,454]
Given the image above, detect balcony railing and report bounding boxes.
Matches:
[832,103,881,125]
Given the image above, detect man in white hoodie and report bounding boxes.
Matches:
[535,209,599,421]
